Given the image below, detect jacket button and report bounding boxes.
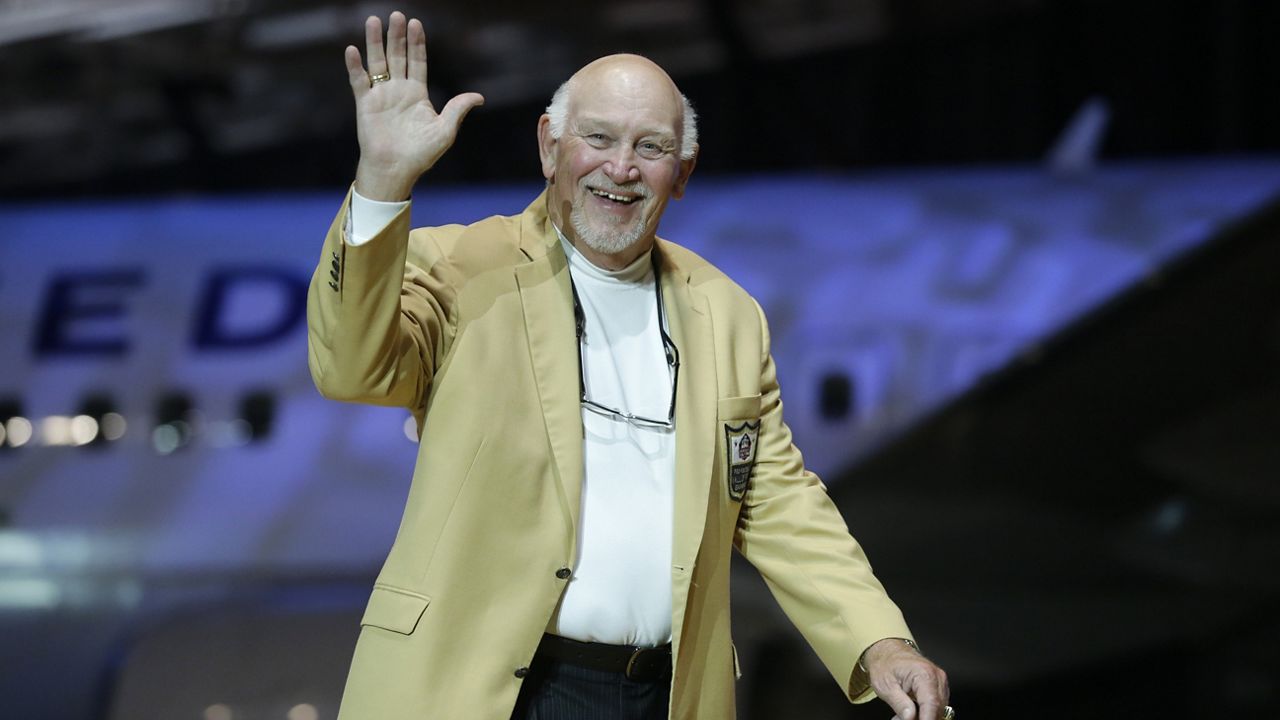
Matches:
[514,667,529,678]
[555,567,571,579]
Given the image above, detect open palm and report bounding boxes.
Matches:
[345,12,484,201]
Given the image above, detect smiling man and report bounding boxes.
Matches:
[539,55,696,270]
[307,11,951,720]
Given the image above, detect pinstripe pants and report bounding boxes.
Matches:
[509,657,672,720]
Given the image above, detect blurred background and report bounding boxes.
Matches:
[2,1,1279,719]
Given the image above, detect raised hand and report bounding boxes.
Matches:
[345,11,485,201]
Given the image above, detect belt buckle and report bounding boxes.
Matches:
[624,647,644,679]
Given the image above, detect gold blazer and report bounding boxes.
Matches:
[307,189,912,719]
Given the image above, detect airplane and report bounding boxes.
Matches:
[2,151,1278,718]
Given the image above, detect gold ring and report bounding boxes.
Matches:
[941,705,955,720]
[369,72,391,86]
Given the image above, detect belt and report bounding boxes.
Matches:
[534,633,672,682]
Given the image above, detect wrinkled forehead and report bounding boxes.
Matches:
[569,62,684,133]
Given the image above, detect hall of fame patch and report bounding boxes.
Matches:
[724,420,760,502]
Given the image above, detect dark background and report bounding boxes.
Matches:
[3,0,1278,198]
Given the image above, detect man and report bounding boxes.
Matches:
[308,10,952,720]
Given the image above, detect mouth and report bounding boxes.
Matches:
[588,187,643,206]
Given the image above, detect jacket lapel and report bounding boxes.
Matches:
[514,193,584,554]
[660,243,717,660]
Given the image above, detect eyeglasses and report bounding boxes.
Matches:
[571,252,679,430]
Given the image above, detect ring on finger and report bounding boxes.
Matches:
[941,705,955,720]
[369,72,391,86]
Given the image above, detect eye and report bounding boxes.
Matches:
[637,141,669,159]
[584,133,610,147]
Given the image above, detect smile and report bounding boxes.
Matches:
[589,188,642,205]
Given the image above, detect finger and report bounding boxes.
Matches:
[440,92,486,131]
[909,669,945,720]
[344,45,369,99]
[407,17,427,85]
[877,681,918,720]
[386,10,407,79]
[364,15,387,77]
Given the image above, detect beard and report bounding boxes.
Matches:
[569,194,649,256]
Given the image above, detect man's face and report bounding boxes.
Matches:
[540,64,694,260]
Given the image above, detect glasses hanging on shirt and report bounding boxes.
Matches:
[570,251,679,430]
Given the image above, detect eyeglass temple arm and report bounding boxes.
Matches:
[570,280,587,397]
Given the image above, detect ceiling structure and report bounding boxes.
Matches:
[1,0,1277,198]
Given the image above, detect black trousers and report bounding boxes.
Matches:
[509,657,672,720]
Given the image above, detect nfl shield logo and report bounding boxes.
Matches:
[724,421,760,502]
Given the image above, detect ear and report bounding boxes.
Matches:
[671,144,698,199]
[537,114,557,181]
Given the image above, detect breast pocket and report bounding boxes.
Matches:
[717,394,761,503]
[717,394,761,422]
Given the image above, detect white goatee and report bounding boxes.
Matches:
[570,200,648,255]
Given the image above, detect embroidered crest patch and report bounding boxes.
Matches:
[724,420,760,502]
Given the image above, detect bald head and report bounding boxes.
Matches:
[546,54,698,160]
[536,53,699,269]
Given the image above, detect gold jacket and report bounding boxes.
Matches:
[306,189,912,719]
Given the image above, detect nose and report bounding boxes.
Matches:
[603,146,640,185]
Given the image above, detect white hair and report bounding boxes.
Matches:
[546,78,698,161]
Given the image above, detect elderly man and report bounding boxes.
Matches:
[308,10,951,720]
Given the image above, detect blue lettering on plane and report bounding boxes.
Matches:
[31,267,308,357]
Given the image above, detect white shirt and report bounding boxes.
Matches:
[549,230,675,648]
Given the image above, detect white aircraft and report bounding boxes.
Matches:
[2,157,1278,719]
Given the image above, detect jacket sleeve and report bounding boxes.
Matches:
[733,299,913,704]
[306,189,458,412]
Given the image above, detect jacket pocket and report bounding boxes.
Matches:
[360,584,431,635]
[717,394,761,421]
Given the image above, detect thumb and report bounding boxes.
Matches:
[440,92,485,131]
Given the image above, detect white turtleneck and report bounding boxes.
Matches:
[550,230,675,648]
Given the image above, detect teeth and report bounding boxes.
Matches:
[591,189,639,204]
